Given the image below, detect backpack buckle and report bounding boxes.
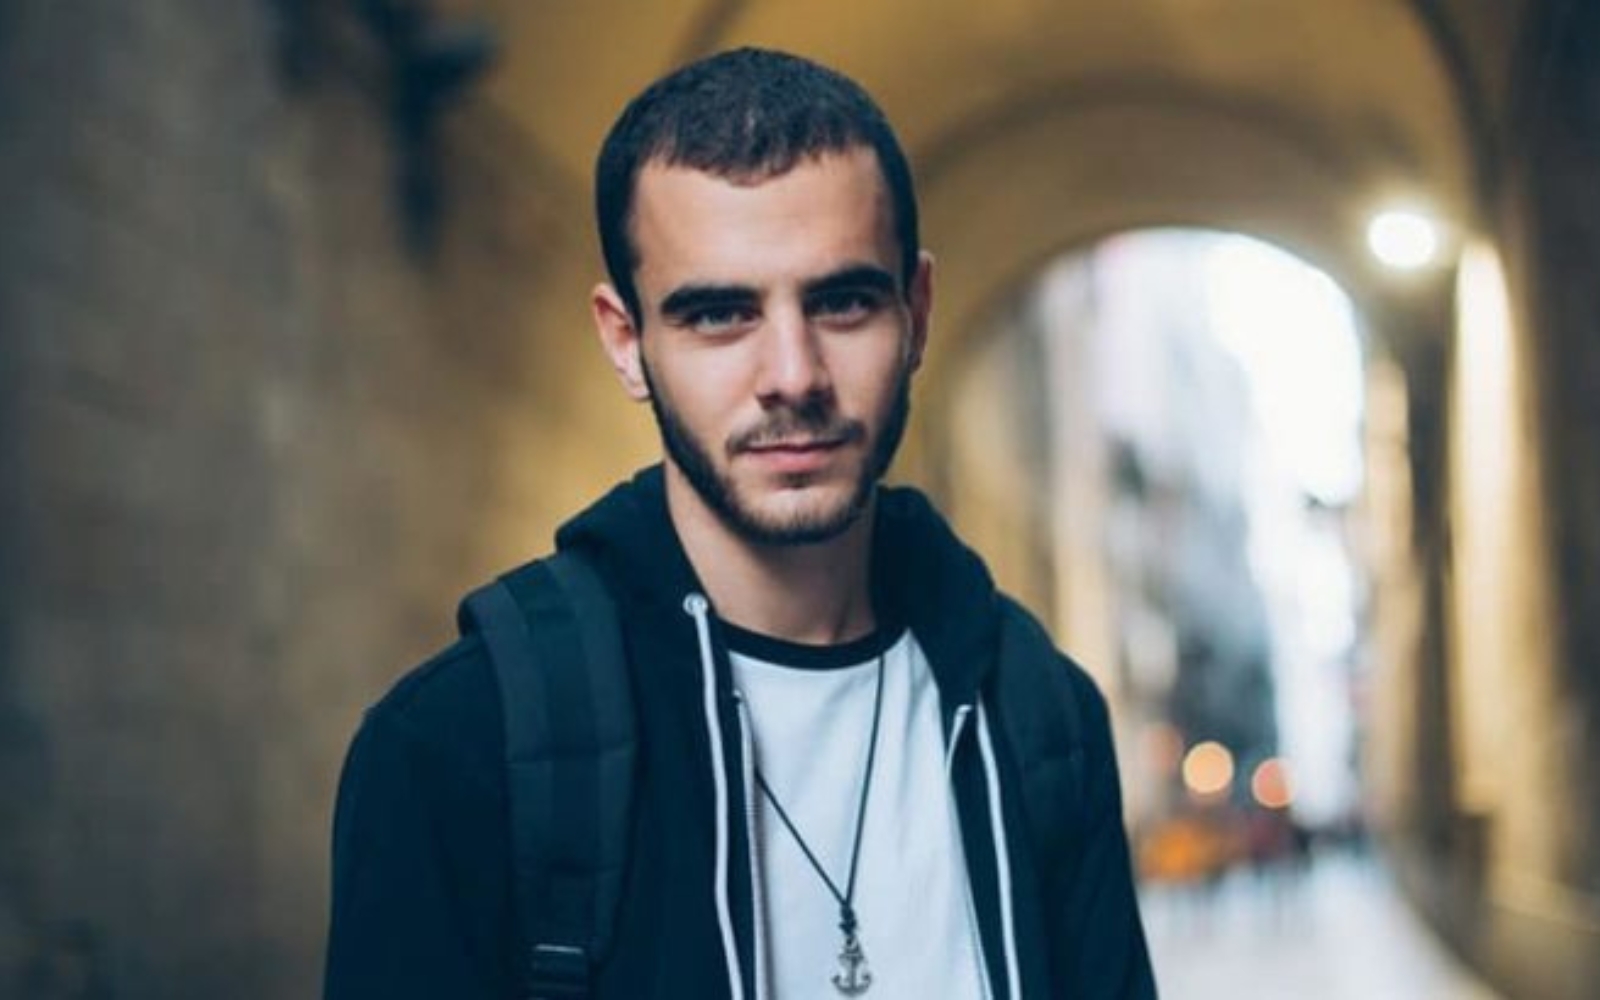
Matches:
[526,942,589,1000]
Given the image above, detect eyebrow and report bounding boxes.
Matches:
[655,264,902,321]
[803,264,899,300]
[658,283,757,321]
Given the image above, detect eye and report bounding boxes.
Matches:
[809,288,883,327]
[681,302,758,336]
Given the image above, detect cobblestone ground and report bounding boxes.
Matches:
[1141,852,1505,999]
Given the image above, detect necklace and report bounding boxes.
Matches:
[755,651,886,997]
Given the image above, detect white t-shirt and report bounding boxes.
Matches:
[728,625,993,1000]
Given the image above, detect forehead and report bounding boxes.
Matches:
[629,149,898,294]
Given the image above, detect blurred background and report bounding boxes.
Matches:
[2,1,1598,997]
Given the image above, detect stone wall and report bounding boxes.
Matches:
[1483,0,1600,991]
[0,3,647,997]
[1516,0,1600,892]
[1394,2,1600,997]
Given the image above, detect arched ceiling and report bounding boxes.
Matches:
[481,0,1524,378]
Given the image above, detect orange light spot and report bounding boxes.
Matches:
[1182,741,1235,797]
[1251,757,1294,809]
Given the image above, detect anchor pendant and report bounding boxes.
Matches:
[831,931,873,996]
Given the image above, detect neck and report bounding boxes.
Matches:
[664,466,877,646]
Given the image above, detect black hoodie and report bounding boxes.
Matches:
[324,466,1156,999]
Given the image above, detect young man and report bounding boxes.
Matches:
[325,48,1155,999]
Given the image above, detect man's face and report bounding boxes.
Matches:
[593,148,932,546]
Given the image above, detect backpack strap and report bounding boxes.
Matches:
[459,551,635,1000]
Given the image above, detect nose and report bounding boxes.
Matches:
[755,306,833,405]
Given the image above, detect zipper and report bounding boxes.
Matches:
[684,593,747,1000]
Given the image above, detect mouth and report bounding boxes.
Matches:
[740,437,849,474]
[744,436,846,452]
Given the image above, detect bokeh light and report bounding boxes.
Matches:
[1367,209,1441,269]
[1181,741,1236,797]
[1251,757,1294,810]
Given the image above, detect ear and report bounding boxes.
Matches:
[906,250,934,372]
[592,282,650,401]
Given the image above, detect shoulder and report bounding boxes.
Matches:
[986,595,1129,852]
[993,596,1108,708]
[989,594,1114,755]
[357,634,504,779]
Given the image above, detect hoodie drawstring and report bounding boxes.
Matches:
[684,594,748,1000]
[946,704,974,778]
[976,704,1023,1000]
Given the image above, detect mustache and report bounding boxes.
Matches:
[727,406,866,454]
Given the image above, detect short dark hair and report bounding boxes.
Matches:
[594,47,921,324]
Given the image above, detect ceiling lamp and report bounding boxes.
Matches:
[1367,208,1441,270]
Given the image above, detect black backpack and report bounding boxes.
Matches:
[459,552,634,1000]
[459,555,1090,1000]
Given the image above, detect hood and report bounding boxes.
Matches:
[554,465,707,616]
[554,465,1003,703]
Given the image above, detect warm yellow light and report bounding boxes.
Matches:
[1251,758,1294,809]
[1368,209,1440,269]
[1181,741,1235,797]
[1450,240,1518,813]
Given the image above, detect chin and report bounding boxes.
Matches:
[731,479,872,547]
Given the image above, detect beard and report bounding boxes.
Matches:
[643,363,912,547]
